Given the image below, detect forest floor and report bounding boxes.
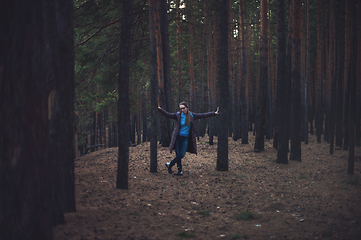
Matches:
[54,133,361,240]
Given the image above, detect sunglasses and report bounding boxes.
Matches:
[180,107,186,110]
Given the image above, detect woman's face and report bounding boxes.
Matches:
[179,104,188,113]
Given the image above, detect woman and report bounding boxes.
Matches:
[158,102,219,175]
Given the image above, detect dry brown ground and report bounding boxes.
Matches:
[54,133,361,240]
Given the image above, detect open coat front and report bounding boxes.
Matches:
[158,108,217,154]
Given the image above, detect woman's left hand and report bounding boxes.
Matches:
[215,107,220,115]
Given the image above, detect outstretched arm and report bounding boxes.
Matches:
[192,107,220,120]
[157,106,177,120]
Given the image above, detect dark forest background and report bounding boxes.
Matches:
[0,0,359,239]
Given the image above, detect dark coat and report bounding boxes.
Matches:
[158,107,217,154]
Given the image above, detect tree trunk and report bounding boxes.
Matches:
[240,0,248,144]
[343,0,350,150]
[329,0,337,154]
[356,1,361,146]
[304,0,310,145]
[335,0,345,148]
[276,0,288,164]
[116,0,132,189]
[289,0,302,161]
[154,0,166,148]
[188,1,195,109]
[347,0,357,174]
[45,0,64,226]
[247,24,253,132]
[217,0,229,171]
[142,94,148,143]
[286,1,293,148]
[197,15,206,138]
[55,0,76,214]
[176,0,182,102]
[255,0,268,152]
[234,0,242,142]
[316,0,325,143]
[205,0,215,145]
[266,1,274,141]
[149,0,159,173]
[0,0,53,238]
[230,1,238,141]
[159,0,172,147]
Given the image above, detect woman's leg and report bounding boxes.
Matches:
[170,136,188,172]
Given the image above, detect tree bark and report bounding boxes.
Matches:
[176,0,182,102]
[304,0,310,145]
[159,0,172,147]
[0,0,53,238]
[316,0,325,143]
[255,0,268,152]
[289,0,302,161]
[276,0,288,164]
[329,0,337,154]
[347,0,357,174]
[240,0,248,144]
[50,0,76,224]
[217,0,229,171]
[335,0,345,148]
[357,0,361,146]
[205,0,216,145]
[188,1,195,109]
[116,0,132,189]
[343,0,350,150]
[149,0,159,173]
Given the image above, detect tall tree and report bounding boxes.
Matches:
[234,1,242,142]
[56,0,76,213]
[357,0,361,146]
[290,0,302,161]
[276,0,288,164]
[149,0,159,173]
[116,0,132,189]
[158,0,172,147]
[46,0,64,225]
[176,0,182,102]
[239,0,248,144]
[316,0,325,143]
[254,0,268,152]
[304,0,310,145]
[217,0,229,171]
[335,0,345,148]
[347,0,357,175]
[266,0,274,141]
[48,0,76,225]
[205,0,216,145]
[197,9,207,138]
[0,0,53,238]
[154,0,167,147]
[188,0,196,108]
[343,0,350,150]
[329,0,337,154]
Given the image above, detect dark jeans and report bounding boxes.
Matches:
[170,135,188,172]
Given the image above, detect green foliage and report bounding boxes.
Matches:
[344,177,360,186]
[73,0,150,143]
[233,211,256,220]
[230,234,243,240]
[196,211,210,216]
[299,173,308,179]
[176,230,195,238]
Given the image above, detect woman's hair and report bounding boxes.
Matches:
[179,102,191,126]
